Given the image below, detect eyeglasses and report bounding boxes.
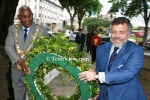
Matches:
[19,14,33,19]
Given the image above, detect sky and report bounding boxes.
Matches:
[99,0,147,27]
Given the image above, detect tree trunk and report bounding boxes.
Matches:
[142,0,149,42]
[70,17,74,29]
[0,0,19,46]
[78,19,82,28]
[143,14,149,42]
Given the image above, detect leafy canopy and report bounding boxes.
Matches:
[83,18,110,29]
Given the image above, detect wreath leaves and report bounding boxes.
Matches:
[25,32,99,100]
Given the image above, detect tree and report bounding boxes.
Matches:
[76,0,103,28]
[108,0,150,42]
[0,0,19,46]
[83,18,110,31]
[58,0,81,29]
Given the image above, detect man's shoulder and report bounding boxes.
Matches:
[9,24,17,27]
[9,24,19,30]
[127,41,143,50]
[97,42,111,49]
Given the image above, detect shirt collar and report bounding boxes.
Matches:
[22,26,30,35]
[22,26,30,31]
[111,45,122,54]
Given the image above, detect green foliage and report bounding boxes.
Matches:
[25,32,99,100]
[76,0,103,27]
[58,0,81,29]
[58,0,103,29]
[65,25,71,29]
[98,26,104,32]
[83,18,110,30]
[133,26,139,30]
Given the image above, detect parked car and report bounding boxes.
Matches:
[147,34,150,40]
[65,30,71,38]
[101,36,110,44]
[100,31,106,34]
[48,30,54,35]
[105,30,111,36]
[144,39,150,49]
[69,31,79,41]
[131,32,135,36]
[65,30,79,41]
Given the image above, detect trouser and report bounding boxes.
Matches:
[12,71,28,100]
[80,46,84,51]
[86,45,91,53]
[6,61,15,100]
[91,46,96,62]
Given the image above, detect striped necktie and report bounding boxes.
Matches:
[24,28,28,42]
[108,47,119,71]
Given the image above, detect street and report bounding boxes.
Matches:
[144,47,150,56]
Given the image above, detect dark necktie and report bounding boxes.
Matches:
[108,47,119,71]
[24,28,28,42]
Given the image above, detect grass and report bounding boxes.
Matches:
[130,36,143,42]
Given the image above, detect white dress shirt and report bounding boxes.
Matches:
[98,45,122,83]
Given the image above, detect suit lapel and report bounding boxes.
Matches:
[101,43,112,71]
[18,25,24,50]
[105,44,112,70]
[24,23,36,49]
[111,41,130,70]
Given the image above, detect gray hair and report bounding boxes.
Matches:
[110,17,132,34]
[18,5,32,15]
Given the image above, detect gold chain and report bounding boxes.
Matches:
[15,24,39,70]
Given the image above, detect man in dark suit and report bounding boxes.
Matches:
[5,5,48,100]
[75,28,85,51]
[78,17,146,100]
[6,61,15,100]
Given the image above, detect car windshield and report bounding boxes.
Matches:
[73,31,79,35]
[101,37,110,42]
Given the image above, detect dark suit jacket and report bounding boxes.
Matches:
[4,22,49,83]
[75,33,85,51]
[96,41,146,100]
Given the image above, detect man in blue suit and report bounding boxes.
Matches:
[78,17,146,100]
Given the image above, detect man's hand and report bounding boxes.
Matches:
[78,71,96,82]
[18,59,30,74]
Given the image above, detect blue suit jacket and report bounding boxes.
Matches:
[96,41,146,100]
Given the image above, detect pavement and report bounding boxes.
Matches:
[45,53,94,97]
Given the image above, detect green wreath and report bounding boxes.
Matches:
[25,33,99,100]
